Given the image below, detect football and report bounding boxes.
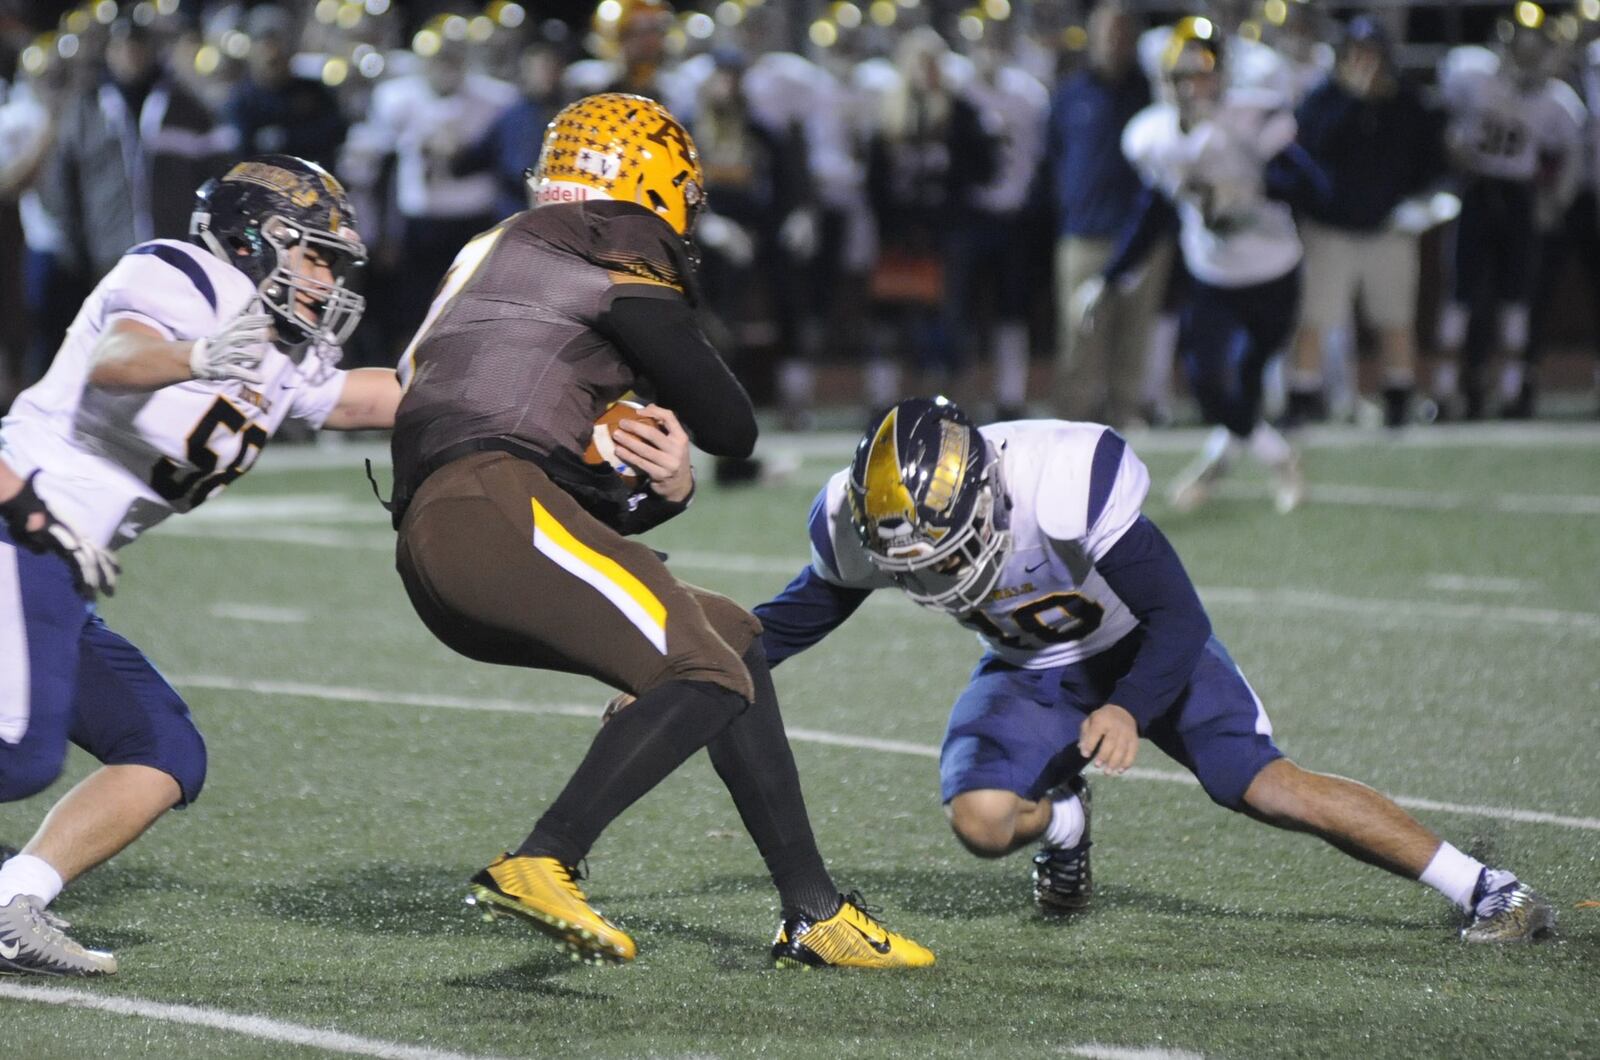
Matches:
[584,400,661,489]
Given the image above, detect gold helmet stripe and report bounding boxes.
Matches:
[862,407,918,529]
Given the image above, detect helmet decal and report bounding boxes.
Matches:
[861,409,918,540]
[848,398,1013,614]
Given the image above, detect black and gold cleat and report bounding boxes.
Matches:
[1032,775,1093,914]
[771,892,934,970]
[466,853,636,964]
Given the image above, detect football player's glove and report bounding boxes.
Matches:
[190,155,367,365]
[0,472,119,598]
[847,397,1011,614]
[189,305,274,384]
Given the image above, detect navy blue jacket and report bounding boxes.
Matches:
[1049,68,1151,239]
[1294,76,1446,232]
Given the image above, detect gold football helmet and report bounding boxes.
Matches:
[528,92,705,237]
[1162,15,1224,76]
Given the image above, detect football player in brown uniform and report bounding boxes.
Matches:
[387,94,933,969]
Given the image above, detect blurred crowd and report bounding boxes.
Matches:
[4,0,1600,427]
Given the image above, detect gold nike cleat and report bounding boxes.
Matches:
[771,892,935,970]
[1460,880,1557,944]
[467,854,637,964]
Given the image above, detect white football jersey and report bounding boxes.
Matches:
[810,421,1147,669]
[963,65,1051,215]
[1122,96,1302,287]
[1439,46,1585,183]
[0,239,348,551]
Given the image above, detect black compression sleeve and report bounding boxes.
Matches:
[600,290,758,458]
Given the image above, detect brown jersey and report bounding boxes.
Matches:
[391,200,698,504]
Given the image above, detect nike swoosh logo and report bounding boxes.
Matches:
[1025,561,1048,573]
[0,938,20,960]
[849,923,892,954]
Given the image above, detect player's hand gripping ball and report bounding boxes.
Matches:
[585,400,665,489]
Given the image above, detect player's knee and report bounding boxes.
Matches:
[109,718,209,807]
[1238,757,1304,820]
[643,632,757,703]
[0,746,68,802]
[946,791,1021,858]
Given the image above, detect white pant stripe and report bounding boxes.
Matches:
[531,529,668,655]
[0,541,32,744]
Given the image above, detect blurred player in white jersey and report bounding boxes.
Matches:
[1435,3,1585,418]
[755,397,1555,944]
[1080,17,1316,513]
[0,155,401,975]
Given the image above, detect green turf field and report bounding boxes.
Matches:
[3,423,1598,1059]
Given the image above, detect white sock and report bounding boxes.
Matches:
[1418,842,1485,912]
[1247,422,1292,467]
[1200,425,1235,465]
[0,854,64,907]
[1432,362,1459,399]
[1042,793,1086,850]
[1499,361,1524,402]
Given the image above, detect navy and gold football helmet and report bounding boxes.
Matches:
[847,398,1011,614]
[190,155,367,359]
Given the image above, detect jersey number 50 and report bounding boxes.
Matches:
[151,397,268,507]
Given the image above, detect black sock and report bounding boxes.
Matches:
[518,679,746,866]
[705,645,840,921]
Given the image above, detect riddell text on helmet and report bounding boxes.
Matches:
[538,181,601,205]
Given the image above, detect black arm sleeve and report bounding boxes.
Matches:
[599,290,758,458]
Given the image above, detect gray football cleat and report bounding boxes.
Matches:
[1461,872,1556,944]
[0,894,118,976]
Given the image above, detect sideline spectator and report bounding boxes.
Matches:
[450,35,569,221]
[1433,6,1584,419]
[51,16,230,282]
[1050,3,1159,429]
[947,36,1050,421]
[1287,16,1446,429]
[342,32,514,350]
[224,4,347,171]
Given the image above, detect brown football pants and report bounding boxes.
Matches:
[395,451,759,702]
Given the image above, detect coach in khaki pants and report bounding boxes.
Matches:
[1049,3,1163,428]
[1285,17,1445,428]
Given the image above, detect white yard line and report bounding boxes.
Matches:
[1424,574,1537,594]
[1064,1046,1206,1060]
[1216,480,1600,515]
[172,675,1600,833]
[1195,586,1600,632]
[0,981,510,1060]
[208,603,309,624]
[0,978,1190,1060]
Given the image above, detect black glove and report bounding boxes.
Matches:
[0,471,120,598]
